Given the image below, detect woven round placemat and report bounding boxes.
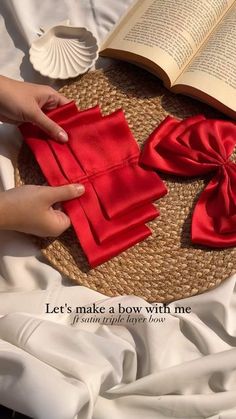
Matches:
[15,63,236,302]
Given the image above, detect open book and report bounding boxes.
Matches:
[100,0,236,119]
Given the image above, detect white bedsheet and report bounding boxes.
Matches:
[0,1,236,418]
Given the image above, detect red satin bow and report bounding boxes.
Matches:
[141,115,236,247]
[20,101,167,267]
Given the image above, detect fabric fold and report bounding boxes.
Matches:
[67,107,166,218]
[19,101,165,266]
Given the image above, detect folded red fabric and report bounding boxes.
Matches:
[20,102,166,266]
[67,107,166,218]
[141,115,236,247]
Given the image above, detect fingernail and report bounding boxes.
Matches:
[74,184,85,195]
[57,130,68,142]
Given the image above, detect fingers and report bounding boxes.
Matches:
[56,92,71,106]
[44,184,85,205]
[28,86,71,141]
[44,184,85,236]
[33,108,69,142]
[42,91,71,111]
[48,209,72,236]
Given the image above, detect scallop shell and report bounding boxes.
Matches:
[29,23,98,79]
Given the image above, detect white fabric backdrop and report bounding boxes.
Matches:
[0,1,236,418]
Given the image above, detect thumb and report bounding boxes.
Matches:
[45,184,85,205]
[49,208,72,236]
[33,108,68,143]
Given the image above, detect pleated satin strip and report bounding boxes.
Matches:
[20,101,166,266]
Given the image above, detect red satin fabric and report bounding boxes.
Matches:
[141,115,236,247]
[20,101,166,266]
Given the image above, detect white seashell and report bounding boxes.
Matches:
[29,23,99,79]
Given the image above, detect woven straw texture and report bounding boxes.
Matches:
[15,63,236,302]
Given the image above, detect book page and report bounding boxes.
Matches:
[174,3,236,113]
[101,0,231,86]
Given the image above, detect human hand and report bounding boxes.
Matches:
[0,76,70,142]
[0,183,85,237]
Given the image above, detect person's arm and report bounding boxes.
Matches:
[0,76,70,142]
[0,184,84,236]
[0,76,85,237]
